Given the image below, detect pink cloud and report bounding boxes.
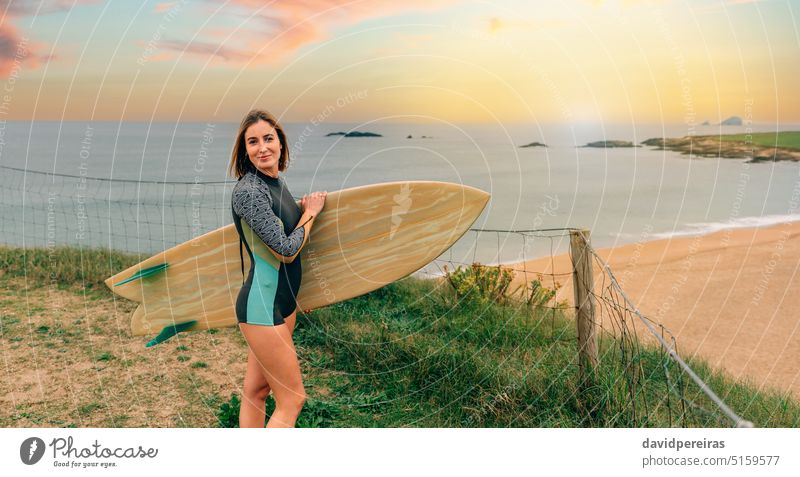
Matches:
[0,23,44,77]
[1,0,458,75]
[154,2,177,14]
[160,38,254,63]
[0,0,100,78]
[156,0,457,66]
[145,51,175,63]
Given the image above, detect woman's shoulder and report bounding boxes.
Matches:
[232,172,272,202]
[233,171,258,191]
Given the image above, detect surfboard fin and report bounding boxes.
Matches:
[145,320,198,348]
[114,263,169,286]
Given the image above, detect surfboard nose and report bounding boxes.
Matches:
[462,183,491,208]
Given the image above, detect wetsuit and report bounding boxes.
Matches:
[231,168,309,326]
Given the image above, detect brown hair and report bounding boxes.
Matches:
[228,109,290,179]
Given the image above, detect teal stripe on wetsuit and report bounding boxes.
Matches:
[246,251,280,326]
[231,168,306,326]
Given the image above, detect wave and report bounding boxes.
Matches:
[647,214,800,240]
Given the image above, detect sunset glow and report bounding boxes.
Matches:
[2,0,798,124]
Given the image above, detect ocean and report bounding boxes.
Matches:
[1,119,799,269]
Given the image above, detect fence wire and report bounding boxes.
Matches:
[422,227,753,428]
[1,164,235,254]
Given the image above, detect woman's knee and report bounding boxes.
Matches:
[243,380,271,401]
[275,388,306,413]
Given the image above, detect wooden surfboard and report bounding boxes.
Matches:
[104,181,490,345]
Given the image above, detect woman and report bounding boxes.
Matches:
[228,109,327,428]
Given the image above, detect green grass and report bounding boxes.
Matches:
[719,131,800,149]
[0,245,143,291]
[267,277,800,427]
[3,246,800,427]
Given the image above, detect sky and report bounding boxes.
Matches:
[1,0,799,124]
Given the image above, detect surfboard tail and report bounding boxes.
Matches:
[112,263,169,287]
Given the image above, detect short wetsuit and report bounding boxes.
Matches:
[231,168,308,326]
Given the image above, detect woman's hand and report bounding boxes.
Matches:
[300,191,327,215]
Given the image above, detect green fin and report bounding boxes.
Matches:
[145,320,198,348]
[114,263,169,286]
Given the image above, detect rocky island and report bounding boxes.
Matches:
[719,116,743,126]
[326,131,383,137]
[641,132,800,163]
[581,140,638,148]
[698,116,740,126]
[520,141,547,148]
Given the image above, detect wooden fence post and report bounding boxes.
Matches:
[570,229,598,385]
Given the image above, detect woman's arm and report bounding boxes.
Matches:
[287,191,327,261]
[233,182,311,264]
[283,210,316,262]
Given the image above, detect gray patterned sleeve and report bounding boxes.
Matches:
[232,177,306,258]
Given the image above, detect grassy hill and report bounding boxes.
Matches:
[1,246,799,427]
[719,131,800,150]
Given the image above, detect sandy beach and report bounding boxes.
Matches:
[512,221,800,400]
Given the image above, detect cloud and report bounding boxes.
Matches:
[0,0,459,74]
[0,0,101,78]
[154,2,177,14]
[0,23,44,77]
[159,38,254,62]
[155,0,457,66]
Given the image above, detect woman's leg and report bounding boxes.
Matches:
[284,307,297,334]
[239,318,306,428]
[238,308,299,428]
[239,348,271,428]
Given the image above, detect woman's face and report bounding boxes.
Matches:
[244,119,282,175]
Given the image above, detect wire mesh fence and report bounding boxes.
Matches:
[1,165,233,254]
[422,228,752,427]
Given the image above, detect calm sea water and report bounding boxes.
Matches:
[1,120,799,265]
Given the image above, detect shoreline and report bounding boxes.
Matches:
[642,134,800,162]
[507,221,800,399]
